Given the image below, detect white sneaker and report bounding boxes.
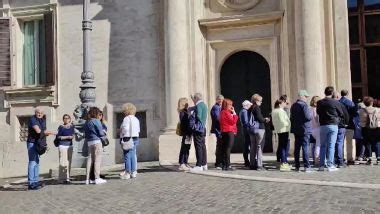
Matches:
[119,171,126,176]
[85,180,95,185]
[327,166,339,172]
[95,178,107,184]
[178,164,189,171]
[121,173,131,180]
[190,166,203,172]
[202,165,208,171]
[131,171,137,178]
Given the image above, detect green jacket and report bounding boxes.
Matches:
[271,108,290,133]
[196,101,208,126]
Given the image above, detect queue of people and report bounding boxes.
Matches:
[176,87,380,173]
[26,103,140,190]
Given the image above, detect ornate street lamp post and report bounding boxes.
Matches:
[72,0,95,167]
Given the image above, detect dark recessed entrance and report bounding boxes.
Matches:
[220,50,272,153]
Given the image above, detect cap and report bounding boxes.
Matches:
[242,100,252,107]
[298,90,310,97]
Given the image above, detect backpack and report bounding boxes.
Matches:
[189,108,205,134]
[366,108,380,129]
[247,112,259,134]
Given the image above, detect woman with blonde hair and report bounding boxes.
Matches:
[177,97,192,170]
[310,96,321,164]
[120,103,140,179]
[249,94,270,170]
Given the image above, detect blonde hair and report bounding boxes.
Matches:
[177,97,189,112]
[251,94,262,103]
[310,96,320,107]
[122,103,137,116]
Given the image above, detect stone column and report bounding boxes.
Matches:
[159,0,190,164]
[163,0,189,131]
[300,0,326,97]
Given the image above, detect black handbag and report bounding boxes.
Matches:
[54,136,60,147]
[100,135,109,147]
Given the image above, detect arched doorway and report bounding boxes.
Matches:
[220,50,272,153]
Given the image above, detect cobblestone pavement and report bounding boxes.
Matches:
[0,162,379,214]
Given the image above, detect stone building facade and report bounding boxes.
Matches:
[0,0,358,177]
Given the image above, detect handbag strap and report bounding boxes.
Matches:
[128,116,133,137]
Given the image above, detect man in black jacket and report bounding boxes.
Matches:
[332,91,350,168]
[317,86,345,171]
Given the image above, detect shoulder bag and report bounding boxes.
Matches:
[121,117,135,151]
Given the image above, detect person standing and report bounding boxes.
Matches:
[290,90,313,172]
[249,94,269,171]
[177,98,192,171]
[339,89,357,164]
[354,102,366,161]
[310,96,321,164]
[359,96,380,164]
[210,95,224,169]
[219,99,239,171]
[239,100,253,167]
[271,99,291,171]
[120,103,141,179]
[56,114,75,184]
[279,95,291,161]
[190,93,208,172]
[333,91,350,168]
[317,86,345,171]
[26,107,55,190]
[84,107,107,184]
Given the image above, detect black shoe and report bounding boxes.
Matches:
[337,164,347,168]
[100,174,106,179]
[226,166,235,171]
[294,167,300,172]
[249,165,257,170]
[244,161,250,167]
[28,185,43,190]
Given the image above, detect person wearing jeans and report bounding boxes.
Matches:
[177,97,192,171]
[219,98,239,170]
[290,90,313,172]
[26,107,55,190]
[317,86,345,171]
[120,103,141,179]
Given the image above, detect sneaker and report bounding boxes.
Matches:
[95,178,107,184]
[256,166,266,171]
[216,166,223,170]
[327,166,339,172]
[119,171,126,176]
[190,166,203,172]
[121,173,131,180]
[178,164,188,171]
[357,157,363,161]
[28,185,42,190]
[85,180,95,185]
[294,167,300,172]
[131,171,137,178]
[185,164,191,168]
[304,167,313,173]
[280,163,291,172]
[202,165,208,171]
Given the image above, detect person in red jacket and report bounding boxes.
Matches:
[219,98,239,171]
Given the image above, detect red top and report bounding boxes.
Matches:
[220,109,239,134]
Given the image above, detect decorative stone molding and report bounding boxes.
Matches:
[217,0,262,11]
[199,11,283,29]
[3,86,56,108]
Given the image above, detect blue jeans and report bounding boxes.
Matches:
[123,139,138,173]
[294,134,310,168]
[335,128,346,165]
[27,142,39,187]
[319,125,338,167]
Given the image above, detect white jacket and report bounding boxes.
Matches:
[120,115,140,138]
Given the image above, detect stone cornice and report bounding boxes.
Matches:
[199,11,283,29]
[4,86,56,108]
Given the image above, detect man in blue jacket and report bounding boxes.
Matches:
[210,95,224,169]
[339,89,357,164]
[290,90,313,172]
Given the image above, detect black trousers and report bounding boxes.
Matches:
[215,136,223,167]
[179,136,191,164]
[221,132,235,168]
[193,130,207,167]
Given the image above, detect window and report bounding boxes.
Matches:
[348,0,380,101]
[18,116,31,142]
[0,18,11,87]
[115,111,148,139]
[23,19,46,86]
